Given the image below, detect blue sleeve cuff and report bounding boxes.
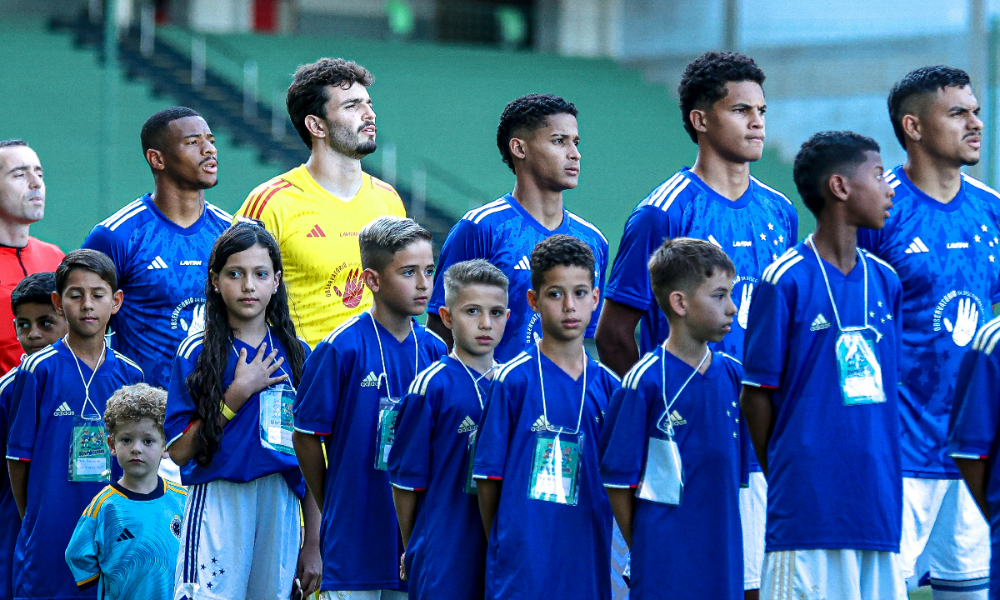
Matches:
[604,288,652,311]
[292,418,332,436]
[947,441,990,460]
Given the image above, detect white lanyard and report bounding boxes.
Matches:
[370,311,417,399]
[536,342,587,436]
[230,329,296,393]
[660,343,710,436]
[806,235,870,331]
[64,335,107,419]
[449,350,498,409]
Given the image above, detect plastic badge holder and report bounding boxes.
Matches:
[259,384,296,455]
[836,328,885,406]
[69,417,111,482]
[465,431,478,495]
[375,396,401,471]
[636,434,684,506]
[528,431,583,506]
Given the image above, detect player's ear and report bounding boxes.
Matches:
[106,435,117,456]
[145,148,166,172]
[526,288,539,312]
[439,306,454,329]
[827,173,850,203]
[688,109,709,135]
[668,290,687,317]
[51,291,64,316]
[591,286,600,311]
[509,137,527,162]
[110,289,125,316]
[901,113,921,144]
[363,268,380,294]
[304,115,326,140]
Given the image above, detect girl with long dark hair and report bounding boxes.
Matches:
[164,221,321,599]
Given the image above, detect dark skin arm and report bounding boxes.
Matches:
[297,493,323,596]
[392,487,420,581]
[739,385,775,476]
[476,479,502,537]
[606,487,635,547]
[8,460,28,519]
[426,312,454,350]
[595,299,644,379]
[293,432,327,511]
[954,457,991,521]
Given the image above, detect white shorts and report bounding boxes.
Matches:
[740,471,767,590]
[900,477,990,588]
[318,591,407,599]
[174,473,301,600]
[762,549,904,600]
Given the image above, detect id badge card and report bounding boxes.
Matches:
[259,384,295,455]
[836,328,885,406]
[636,435,684,506]
[375,397,401,471]
[69,417,111,482]
[465,430,478,495]
[528,431,583,506]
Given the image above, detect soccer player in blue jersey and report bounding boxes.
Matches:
[600,237,747,600]
[388,259,510,600]
[425,94,609,363]
[0,273,66,600]
[474,235,621,600]
[83,107,231,391]
[66,384,186,600]
[6,249,145,600]
[949,316,1000,600]
[165,222,320,600]
[595,52,797,597]
[293,217,447,600]
[858,66,995,599]
[742,132,902,599]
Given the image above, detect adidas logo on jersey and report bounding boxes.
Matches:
[307,224,326,238]
[668,410,687,426]
[904,238,930,254]
[360,372,379,387]
[116,527,135,542]
[147,256,168,270]
[53,402,74,416]
[457,416,477,434]
[530,415,550,432]
[810,313,831,331]
[513,256,531,271]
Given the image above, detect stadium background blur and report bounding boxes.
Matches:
[1,1,994,598]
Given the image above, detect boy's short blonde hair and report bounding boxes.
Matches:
[104,383,167,437]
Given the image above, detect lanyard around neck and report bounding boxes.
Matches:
[660,343,710,436]
[64,335,107,419]
[806,235,869,331]
[370,311,417,399]
[536,342,587,436]
[449,350,498,409]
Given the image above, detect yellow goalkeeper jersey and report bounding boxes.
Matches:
[237,165,405,346]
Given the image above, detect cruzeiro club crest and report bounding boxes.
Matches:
[933,290,985,347]
[171,298,207,334]
[170,514,182,539]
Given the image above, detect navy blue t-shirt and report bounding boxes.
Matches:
[473,345,620,600]
[6,340,143,599]
[859,168,1000,479]
[600,348,747,599]
[83,194,233,388]
[949,316,1000,600]
[387,355,489,600]
[605,168,798,358]
[428,194,609,362]
[163,330,308,497]
[743,242,903,552]
[294,313,447,592]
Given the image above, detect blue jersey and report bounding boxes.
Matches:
[428,194,610,362]
[0,366,19,600]
[859,167,1000,479]
[82,194,233,388]
[472,345,620,600]
[65,479,187,600]
[600,349,747,600]
[293,313,447,592]
[949,317,1000,600]
[743,242,902,552]
[606,168,798,358]
[5,340,143,599]
[387,356,488,600]
[163,330,308,497]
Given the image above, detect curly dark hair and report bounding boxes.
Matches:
[793,131,880,217]
[678,52,766,143]
[105,383,167,437]
[286,58,374,149]
[186,221,306,467]
[496,94,578,174]
[530,234,595,290]
[887,65,971,149]
[140,107,202,153]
